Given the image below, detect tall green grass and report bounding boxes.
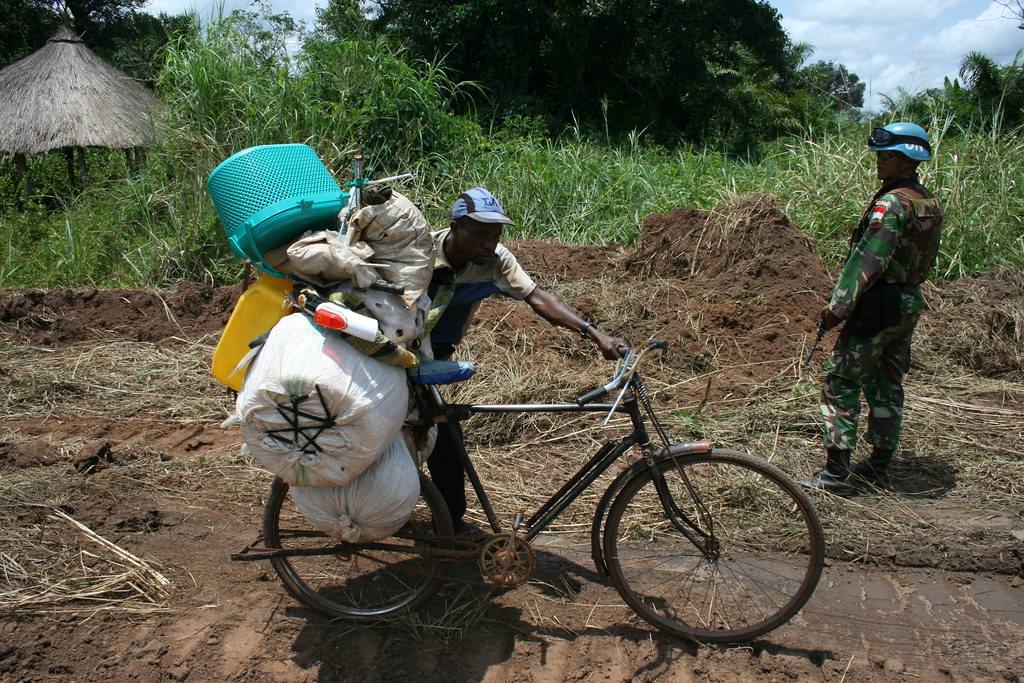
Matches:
[418,122,1024,281]
[3,122,1021,288]
[0,14,1020,289]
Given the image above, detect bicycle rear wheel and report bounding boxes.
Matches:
[603,448,824,643]
[263,473,453,619]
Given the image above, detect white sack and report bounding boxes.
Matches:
[346,190,434,309]
[289,437,420,543]
[236,312,409,486]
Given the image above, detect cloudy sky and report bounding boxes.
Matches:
[144,0,1023,110]
[773,0,1022,108]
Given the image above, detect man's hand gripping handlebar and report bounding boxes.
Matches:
[575,340,668,406]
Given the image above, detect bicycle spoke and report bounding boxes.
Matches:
[263,476,452,619]
[604,450,824,642]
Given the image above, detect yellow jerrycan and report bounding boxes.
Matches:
[211,273,295,391]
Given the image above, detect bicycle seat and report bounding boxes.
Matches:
[406,359,476,385]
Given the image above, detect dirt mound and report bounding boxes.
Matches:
[509,241,625,280]
[0,281,243,346]
[918,268,1024,380]
[1,194,1019,391]
[629,193,828,286]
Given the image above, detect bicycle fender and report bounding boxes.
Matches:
[590,440,714,576]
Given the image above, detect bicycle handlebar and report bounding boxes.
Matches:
[575,339,667,405]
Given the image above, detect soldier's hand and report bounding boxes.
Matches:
[819,306,842,331]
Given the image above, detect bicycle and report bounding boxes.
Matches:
[233,339,825,643]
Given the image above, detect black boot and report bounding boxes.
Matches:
[799,448,854,492]
[850,448,893,488]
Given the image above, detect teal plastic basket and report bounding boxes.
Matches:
[207,144,350,272]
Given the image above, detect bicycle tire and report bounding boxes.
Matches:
[602,448,824,643]
[263,472,453,619]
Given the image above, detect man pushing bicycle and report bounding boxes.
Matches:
[421,187,629,534]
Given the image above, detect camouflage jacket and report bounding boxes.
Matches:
[828,177,943,320]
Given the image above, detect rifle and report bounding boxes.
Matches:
[803,321,826,368]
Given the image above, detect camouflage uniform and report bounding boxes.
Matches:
[820,178,943,451]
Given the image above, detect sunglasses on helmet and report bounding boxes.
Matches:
[867,127,932,153]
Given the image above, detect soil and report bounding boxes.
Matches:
[2,194,1023,682]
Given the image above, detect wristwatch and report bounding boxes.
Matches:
[579,321,595,339]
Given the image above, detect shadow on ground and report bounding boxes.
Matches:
[285,549,832,682]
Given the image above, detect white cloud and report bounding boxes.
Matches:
[775,0,1023,110]
[787,0,962,23]
[931,3,1023,64]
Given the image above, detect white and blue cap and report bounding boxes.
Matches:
[450,187,514,225]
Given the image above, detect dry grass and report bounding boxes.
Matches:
[0,507,170,615]
[0,335,269,616]
[0,336,226,422]
[0,441,270,616]
[446,289,1024,573]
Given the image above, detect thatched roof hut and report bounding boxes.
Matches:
[0,25,159,155]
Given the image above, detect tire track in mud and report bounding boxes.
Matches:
[777,562,1024,677]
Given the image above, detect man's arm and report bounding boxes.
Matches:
[525,287,628,359]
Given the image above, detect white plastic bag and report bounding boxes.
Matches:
[289,436,420,542]
[235,312,409,486]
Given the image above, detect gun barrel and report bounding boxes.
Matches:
[803,322,827,366]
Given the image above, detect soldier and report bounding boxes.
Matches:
[800,122,943,492]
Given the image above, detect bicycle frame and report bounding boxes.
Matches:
[416,365,718,570]
[423,383,638,540]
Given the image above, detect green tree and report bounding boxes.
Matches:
[798,60,865,110]
[369,0,795,148]
[316,0,375,41]
[0,0,187,86]
[105,12,195,85]
[959,50,1024,128]
[0,1,60,66]
[26,0,147,48]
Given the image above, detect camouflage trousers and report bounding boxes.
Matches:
[820,311,920,451]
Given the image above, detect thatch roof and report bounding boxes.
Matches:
[0,25,159,154]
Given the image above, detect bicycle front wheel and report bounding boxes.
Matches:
[603,448,824,643]
[263,473,453,620]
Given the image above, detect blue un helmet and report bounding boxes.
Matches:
[867,122,932,161]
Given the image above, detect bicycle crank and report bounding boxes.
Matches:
[478,533,535,587]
